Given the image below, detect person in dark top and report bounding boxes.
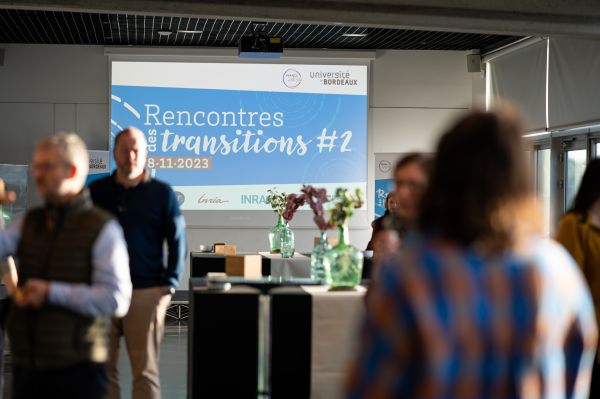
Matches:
[89,127,186,399]
[366,193,395,251]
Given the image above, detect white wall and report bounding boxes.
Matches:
[0,44,478,285]
[0,44,108,206]
[371,49,474,153]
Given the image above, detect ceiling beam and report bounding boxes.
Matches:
[1,0,600,37]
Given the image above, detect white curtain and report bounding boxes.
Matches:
[489,40,547,131]
[548,37,600,129]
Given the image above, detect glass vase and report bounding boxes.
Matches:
[324,224,364,288]
[280,222,295,258]
[268,214,285,253]
[310,231,330,281]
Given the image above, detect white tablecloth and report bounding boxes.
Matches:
[259,252,311,278]
[302,285,366,399]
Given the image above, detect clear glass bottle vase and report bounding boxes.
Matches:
[324,224,364,288]
[310,231,330,281]
[280,222,295,258]
[268,214,285,253]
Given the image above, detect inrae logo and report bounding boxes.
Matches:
[241,195,268,204]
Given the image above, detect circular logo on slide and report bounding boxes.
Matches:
[174,191,185,206]
[283,69,302,88]
[378,160,392,173]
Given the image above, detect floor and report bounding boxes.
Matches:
[2,320,189,398]
[114,321,188,399]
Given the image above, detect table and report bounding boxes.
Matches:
[190,251,312,278]
[188,278,366,399]
[187,283,261,398]
[190,251,374,280]
[270,285,366,399]
[259,252,311,278]
[189,252,228,276]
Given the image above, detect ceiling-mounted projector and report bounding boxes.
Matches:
[239,22,283,58]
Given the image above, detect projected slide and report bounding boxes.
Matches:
[111,62,367,210]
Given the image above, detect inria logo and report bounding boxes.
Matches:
[283,69,302,88]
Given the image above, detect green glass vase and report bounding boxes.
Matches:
[310,231,330,281]
[324,224,364,288]
[268,214,285,253]
[280,222,295,258]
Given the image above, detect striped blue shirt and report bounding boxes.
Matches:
[348,237,598,399]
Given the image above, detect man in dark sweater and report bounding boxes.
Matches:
[89,127,186,399]
[0,132,132,398]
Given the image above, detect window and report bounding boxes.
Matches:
[565,149,587,210]
[589,136,600,159]
[536,148,551,235]
[525,141,552,236]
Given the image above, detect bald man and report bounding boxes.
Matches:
[89,127,186,399]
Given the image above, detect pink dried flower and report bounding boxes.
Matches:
[282,193,305,222]
[301,185,334,231]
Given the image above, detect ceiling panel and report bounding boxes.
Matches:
[0,9,522,52]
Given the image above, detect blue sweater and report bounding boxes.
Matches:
[89,172,186,289]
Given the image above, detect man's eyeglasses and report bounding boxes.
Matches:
[29,162,71,174]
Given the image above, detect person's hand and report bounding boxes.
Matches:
[0,179,16,204]
[22,279,49,308]
[12,287,27,307]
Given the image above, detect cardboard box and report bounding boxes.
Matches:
[313,236,338,247]
[225,254,262,278]
[214,243,237,255]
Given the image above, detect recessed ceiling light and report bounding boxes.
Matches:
[157,30,172,36]
[342,33,367,38]
[178,30,203,34]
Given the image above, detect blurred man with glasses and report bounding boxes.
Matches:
[371,153,431,256]
[0,132,132,398]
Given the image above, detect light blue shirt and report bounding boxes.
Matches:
[0,218,132,318]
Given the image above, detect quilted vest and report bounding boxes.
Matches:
[7,191,112,368]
